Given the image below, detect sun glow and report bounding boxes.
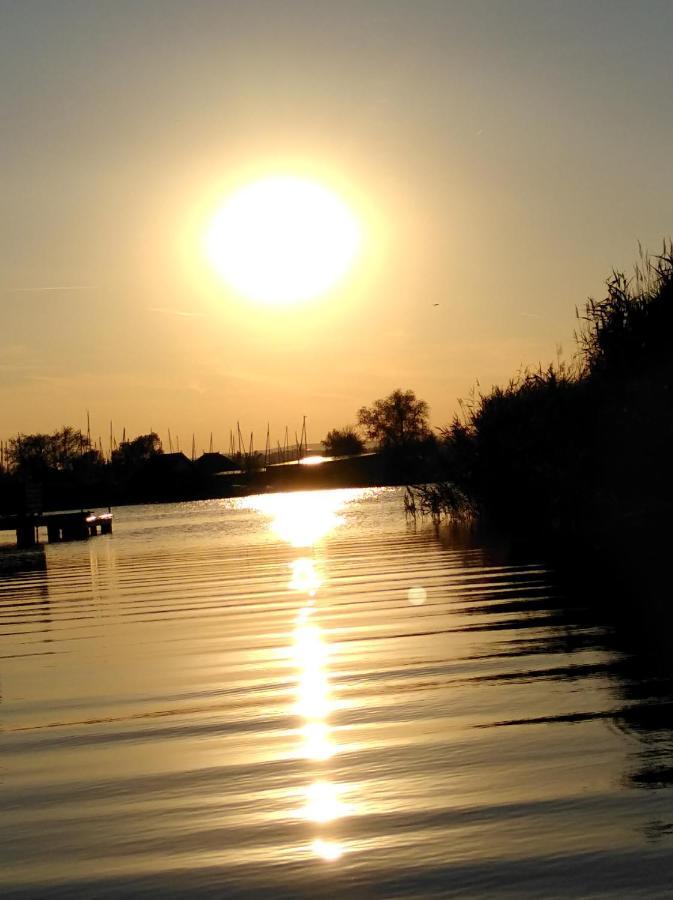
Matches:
[205,176,362,304]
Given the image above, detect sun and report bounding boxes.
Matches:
[204,176,362,305]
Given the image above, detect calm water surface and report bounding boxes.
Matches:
[1,488,672,898]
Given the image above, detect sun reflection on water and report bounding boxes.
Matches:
[311,838,343,862]
[303,779,349,823]
[290,565,348,860]
[289,557,322,596]
[242,488,365,547]
[293,609,334,755]
[247,490,357,863]
[301,722,333,762]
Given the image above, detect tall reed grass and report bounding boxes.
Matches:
[411,243,673,548]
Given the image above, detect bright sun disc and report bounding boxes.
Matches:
[205,176,361,304]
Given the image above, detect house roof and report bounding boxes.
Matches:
[195,452,237,472]
[145,452,193,471]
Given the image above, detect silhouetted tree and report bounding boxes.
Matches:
[6,434,53,479]
[357,389,431,450]
[110,432,163,474]
[7,428,97,478]
[51,426,90,472]
[322,427,365,456]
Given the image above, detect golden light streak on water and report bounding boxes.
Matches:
[273,493,357,864]
[311,838,344,862]
[2,489,672,897]
[302,779,349,823]
[241,488,364,547]
[290,563,342,848]
[301,721,334,762]
[289,557,322,595]
[294,627,332,709]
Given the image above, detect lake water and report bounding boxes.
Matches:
[1,487,673,898]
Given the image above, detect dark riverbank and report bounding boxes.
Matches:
[0,449,440,516]
[412,246,673,613]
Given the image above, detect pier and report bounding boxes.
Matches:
[0,511,113,548]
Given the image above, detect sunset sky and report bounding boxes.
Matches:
[2,0,672,453]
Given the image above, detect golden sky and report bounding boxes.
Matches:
[2,1,672,452]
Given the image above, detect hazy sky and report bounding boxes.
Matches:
[2,0,672,452]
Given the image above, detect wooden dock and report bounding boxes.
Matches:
[0,511,113,548]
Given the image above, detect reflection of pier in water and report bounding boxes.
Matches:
[0,532,121,651]
[0,543,47,576]
[0,544,52,642]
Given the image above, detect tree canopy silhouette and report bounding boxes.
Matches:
[322,427,365,456]
[7,428,101,477]
[110,432,163,476]
[357,389,431,450]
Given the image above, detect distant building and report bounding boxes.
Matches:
[194,452,238,475]
[145,452,194,477]
[136,451,196,501]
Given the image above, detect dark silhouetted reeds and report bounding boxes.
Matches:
[414,243,673,589]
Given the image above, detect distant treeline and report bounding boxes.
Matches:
[0,431,229,510]
[410,243,673,599]
[0,387,443,511]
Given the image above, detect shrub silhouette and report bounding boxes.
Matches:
[322,427,365,456]
[423,242,673,547]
